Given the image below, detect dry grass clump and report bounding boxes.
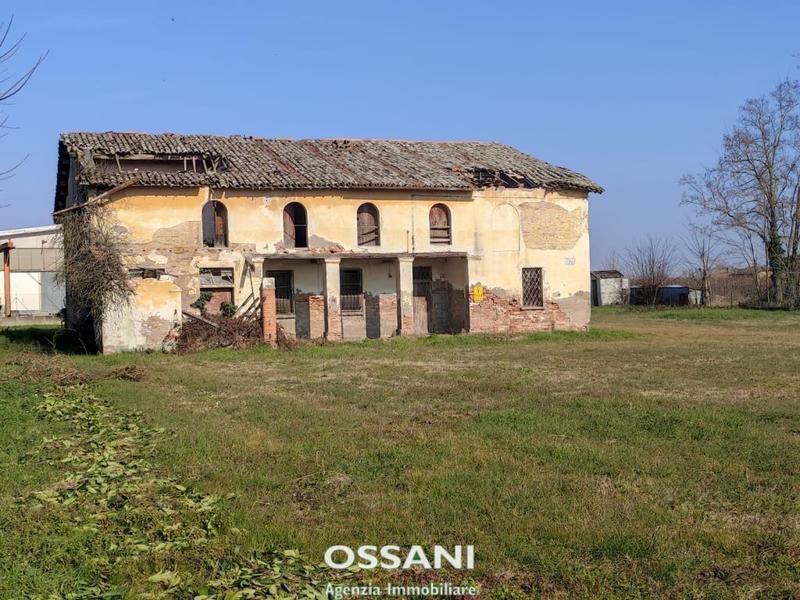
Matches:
[111,364,147,381]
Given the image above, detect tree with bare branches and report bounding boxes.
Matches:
[56,204,132,349]
[683,224,724,305]
[0,16,46,186]
[681,79,800,306]
[623,236,679,305]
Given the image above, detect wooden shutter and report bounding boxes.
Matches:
[357,204,380,246]
[429,204,451,244]
[283,206,296,247]
[214,203,226,246]
[202,202,215,247]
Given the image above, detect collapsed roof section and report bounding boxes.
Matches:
[55,131,603,211]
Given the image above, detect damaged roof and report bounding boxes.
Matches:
[55,131,602,209]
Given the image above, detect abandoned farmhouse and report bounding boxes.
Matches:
[53,132,603,352]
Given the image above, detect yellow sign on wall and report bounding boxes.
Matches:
[472,285,484,303]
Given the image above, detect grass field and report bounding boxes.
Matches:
[1,307,799,598]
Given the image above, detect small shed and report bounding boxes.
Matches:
[591,270,628,306]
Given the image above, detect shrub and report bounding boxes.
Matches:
[220,301,237,318]
[190,291,213,313]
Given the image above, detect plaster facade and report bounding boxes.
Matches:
[78,182,592,351]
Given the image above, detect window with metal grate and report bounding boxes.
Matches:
[340,268,363,312]
[522,267,543,308]
[266,270,294,314]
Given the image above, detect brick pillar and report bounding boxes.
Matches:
[322,258,342,341]
[396,256,414,336]
[260,277,277,347]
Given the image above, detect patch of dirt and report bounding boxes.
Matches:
[292,471,353,514]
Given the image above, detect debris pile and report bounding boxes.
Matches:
[175,314,262,353]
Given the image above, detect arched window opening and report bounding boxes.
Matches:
[202,200,228,247]
[429,203,451,245]
[357,203,380,246]
[283,202,308,248]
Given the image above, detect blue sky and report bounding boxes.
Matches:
[1,0,798,267]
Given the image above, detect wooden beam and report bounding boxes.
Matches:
[181,310,219,328]
[52,176,142,217]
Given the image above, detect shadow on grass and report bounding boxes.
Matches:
[195,327,639,362]
[0,324,637,361]
[0,325,89,354]
[595,305,800,321]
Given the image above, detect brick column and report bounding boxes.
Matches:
[322,257,342,341]
[396,256,414,336]
[260,277,277,347]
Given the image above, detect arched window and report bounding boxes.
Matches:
[429,203,451,245]
[283,202,308,248]
[202,200,228,247]
[357,203,380,246]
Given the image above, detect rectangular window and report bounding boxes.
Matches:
[267,270,294,315]
[522,267,543,308]
[340,268,363,312]
[199,267,234,288]
[412,266,432,299]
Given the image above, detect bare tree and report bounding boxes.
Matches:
[681,79,800,306]
[623,236,678,305]
[604,248,622,272]
[683,224,724,305]
[56,204,132,349]
[0,16,46,185]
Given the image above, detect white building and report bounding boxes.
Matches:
[0,224,64,316]
[591,270,629,306]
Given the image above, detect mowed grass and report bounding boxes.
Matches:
[1,307,799,598]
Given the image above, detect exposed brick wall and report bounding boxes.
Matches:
[326,305,342,340]
[119,220,257,313]
[379,293,398,337]
[468,289,575,334]
[260,284,277,347]
[201,288,233,315]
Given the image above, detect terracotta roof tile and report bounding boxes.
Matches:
[55,132,602,208]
